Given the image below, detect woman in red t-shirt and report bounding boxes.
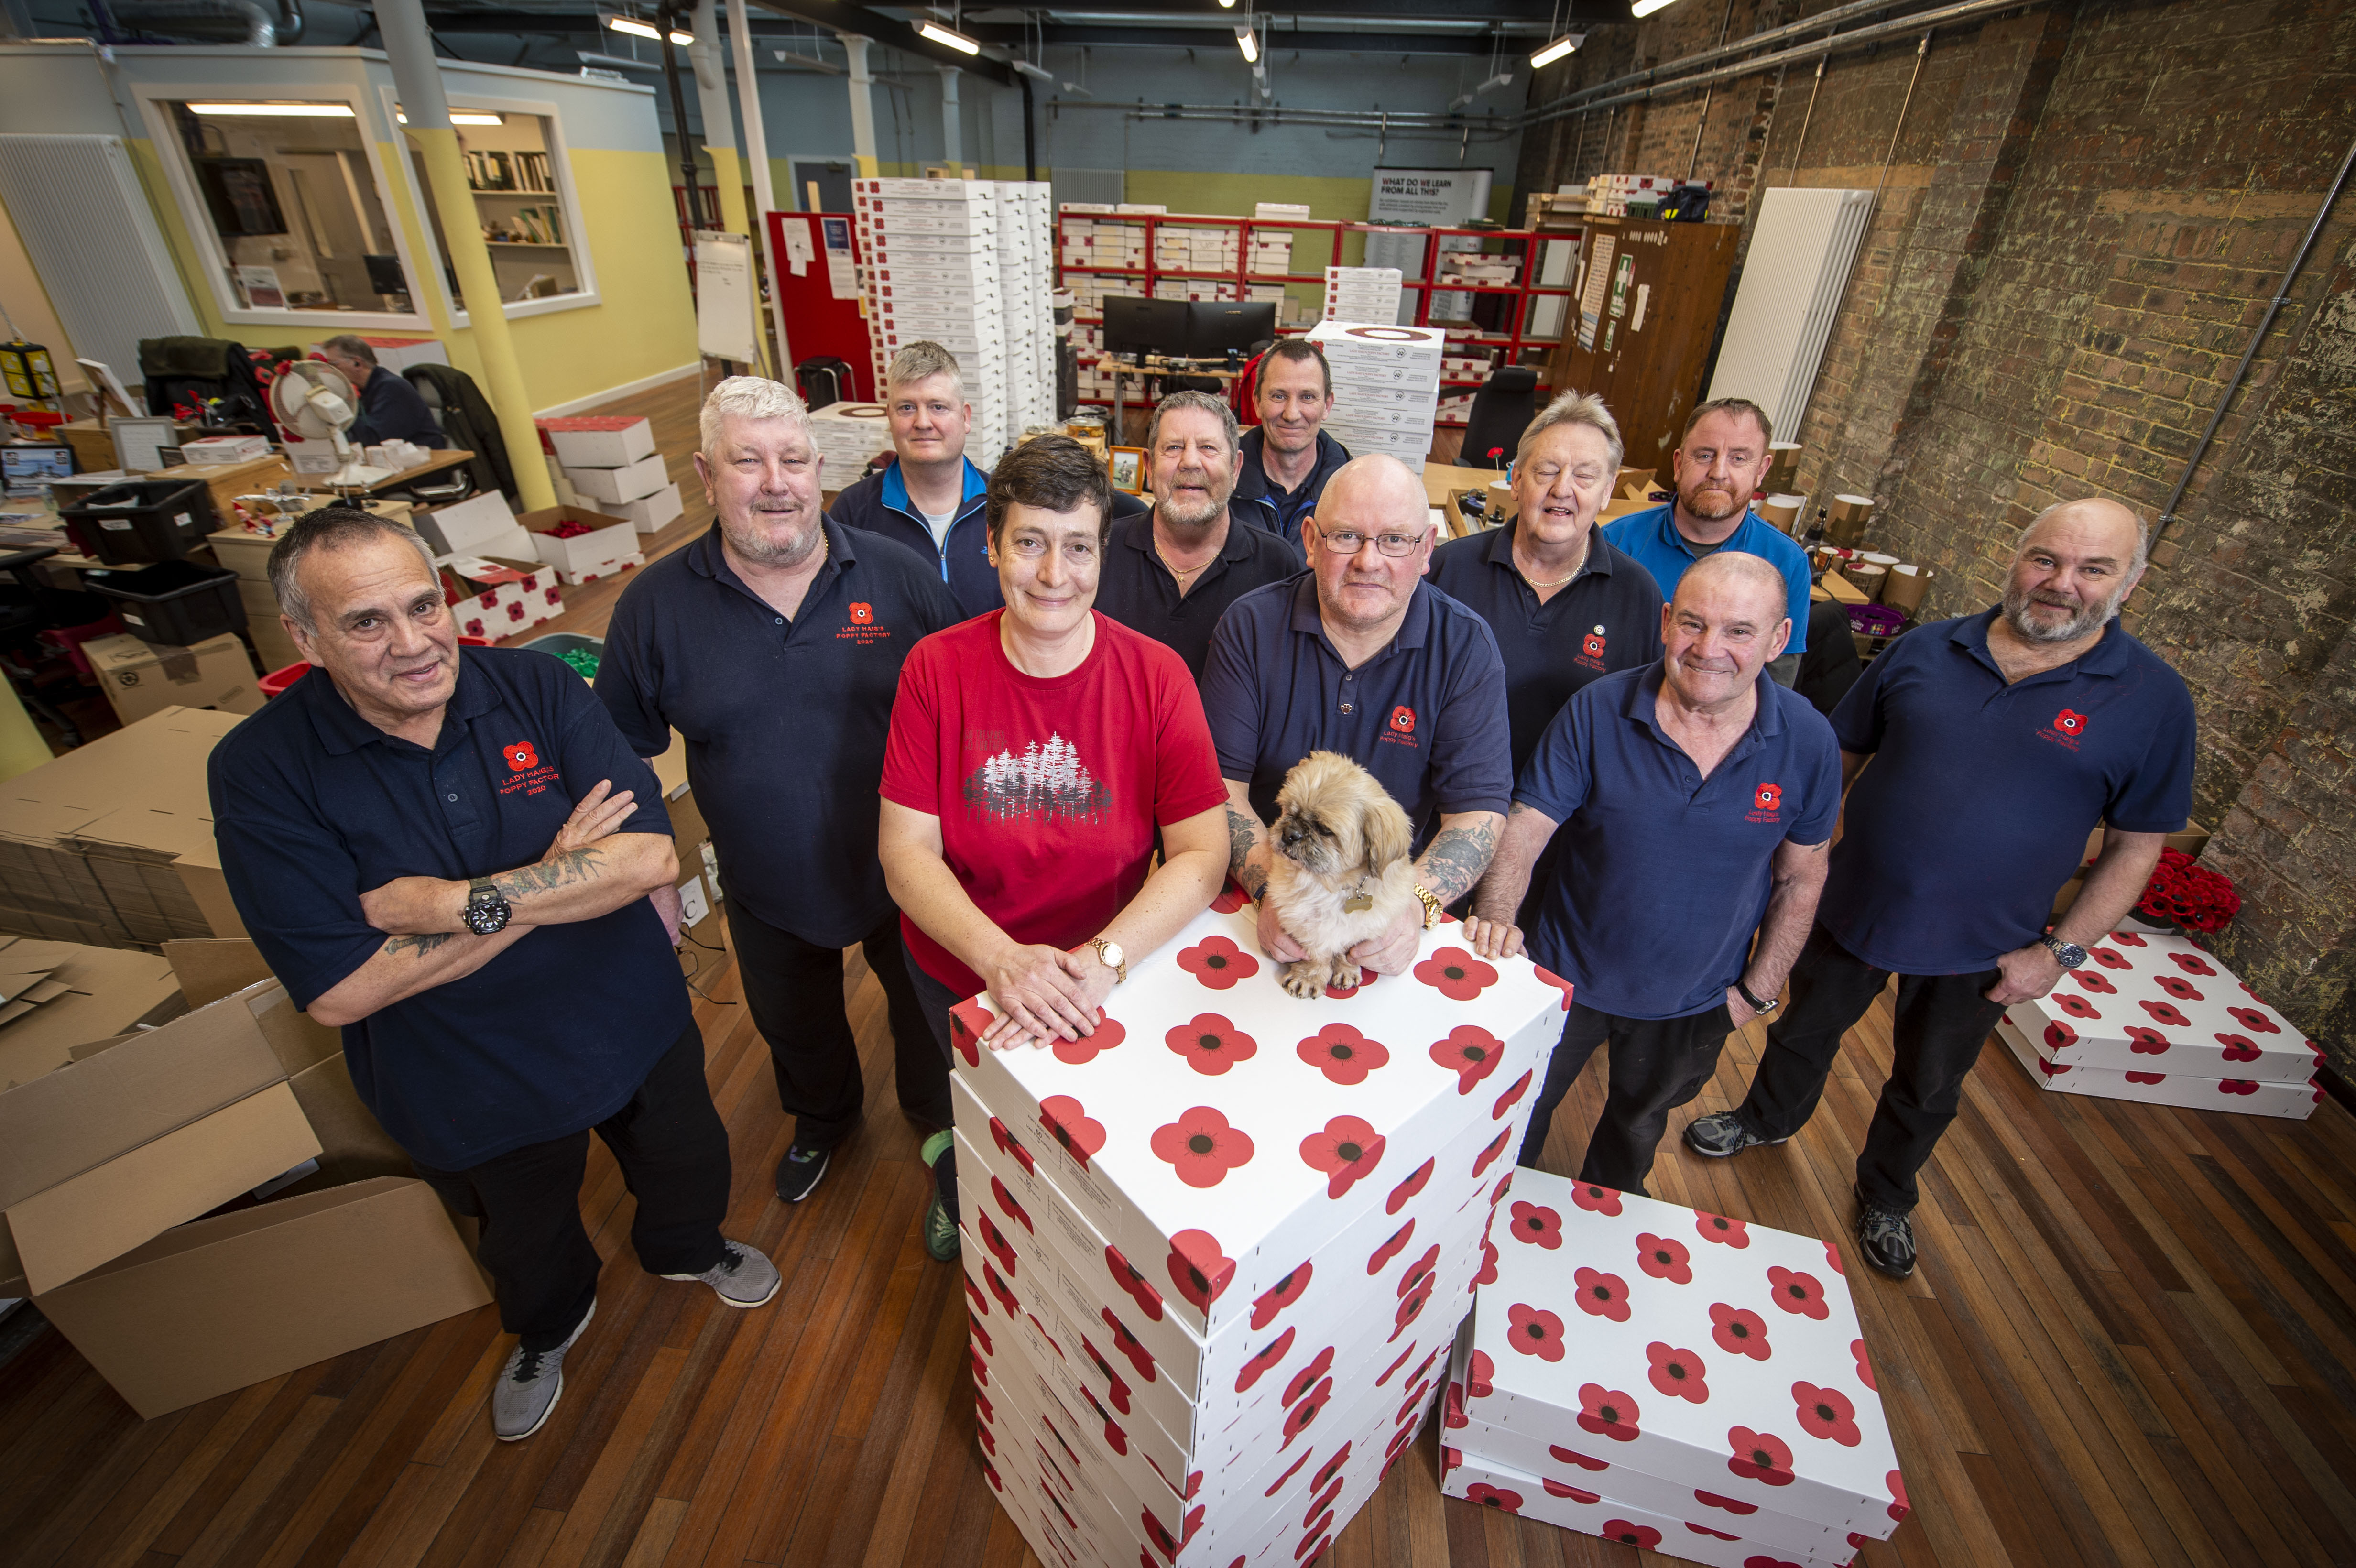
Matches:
[880,434,1231,1259]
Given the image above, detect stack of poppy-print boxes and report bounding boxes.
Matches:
[1438,1168,1906,1567]
[1994,928,2323,1119]
[953,896,1569,1566]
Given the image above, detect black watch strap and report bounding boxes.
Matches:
[1734,979,1774,1013]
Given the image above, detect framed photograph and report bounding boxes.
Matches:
[1107,446,1145,494]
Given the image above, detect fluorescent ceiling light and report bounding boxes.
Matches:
[1218,0,1235,7]
[396,109,504,125]
[605,14,660,38]
[1529,35,1578,68]
[1235,24,1257,62]
[669,30,693,44]
[1630,0,1681,14]
[917,20,981,54]
[1011,58,1053,80]
[186,102,353,116]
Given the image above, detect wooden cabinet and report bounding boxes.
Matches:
[1548,217,1740,471]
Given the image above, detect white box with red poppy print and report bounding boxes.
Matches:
[1454,1167,1905,1541]
[2000,928,2322,1118]
[1442,1446,1859,1568]
[1995,1019,2322,1120]
[447,571,563,641]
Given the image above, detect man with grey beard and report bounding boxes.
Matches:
[1091,390,1298,680]
[1683,497,2194,1280]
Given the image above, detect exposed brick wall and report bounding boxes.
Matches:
[1520,0,2356,1069]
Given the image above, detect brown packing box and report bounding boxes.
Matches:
[0,938,185,1089]
[2050,825,2214,917]
[34,1176,491,1420]
[83,632,261,726]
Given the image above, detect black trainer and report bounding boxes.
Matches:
[1852,1186,1918,1279]
[774,1141,830,1203]
[1682,1110,1789,1159]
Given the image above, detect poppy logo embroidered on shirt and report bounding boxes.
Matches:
[1389,706,1416,735]
[504,741,538,772]
[2054,709,2087,736]
[850,601,873,624]
[1582,629,1607,658]
[1755,784,1781,812]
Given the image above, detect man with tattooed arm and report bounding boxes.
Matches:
[209,507,775,1445]
[1199,454,1513,979]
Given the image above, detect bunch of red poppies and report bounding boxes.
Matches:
[2134,847,2241,934]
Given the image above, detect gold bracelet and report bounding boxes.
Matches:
[1412,884,1443,930]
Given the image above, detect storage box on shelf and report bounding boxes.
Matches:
[1997,927,2322,1120]
[954,898,1570,1565]
[1440,1167,1905,1566]
[1307,321,1446,475]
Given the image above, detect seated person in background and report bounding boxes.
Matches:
[1202,454,1513,977]
[1796,597,1865,715]
[1465,552,1837,1194]
[1601,397,1810,686]
[1428,391,1664,920]
[317,335,448,450]
[879,435,1230,1260]
[1233,339,1351,547]
[1092,391,1296,680]
[829,341,998,618]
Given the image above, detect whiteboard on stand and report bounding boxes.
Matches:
[693,230,759,364]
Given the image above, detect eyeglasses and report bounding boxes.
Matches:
[1316,528,1427,558]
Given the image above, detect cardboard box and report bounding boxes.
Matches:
[1996,1017,2322,1121]
[0,937,184,1089]
[83,632,260,725]
[555,550,644,587]
[237,578,303,673]
[443,557,564,641]
[515,504,637,577]
[538,414,655,469]
[178,435,274,465]
[611,482,683,534]
[35,1176,490,1419]
[414,489,528,558]
[564,451,669,504]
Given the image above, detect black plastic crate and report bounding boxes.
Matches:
[84,559,248,647]
[58,478,220,565]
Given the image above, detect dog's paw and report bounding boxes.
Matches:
[1329,961,1362,994]
[1280,960,1328,999]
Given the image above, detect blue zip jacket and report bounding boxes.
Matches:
[828,455,997,619]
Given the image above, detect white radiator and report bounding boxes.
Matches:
[1706,186,1873,440]
[0,134,201,390]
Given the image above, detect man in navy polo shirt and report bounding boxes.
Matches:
[1233,339,1351,546]
[829,341,997,618]
[1093,391,1295,680]
[211,508,777,1445]
[1202,454,1513,978]
[1686,498,2193,1279]
[599,376,961,1210]
[1601,398,1811,684]
[1466,552,1839,1193]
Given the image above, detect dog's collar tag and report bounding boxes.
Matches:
[1343,880,1374,914]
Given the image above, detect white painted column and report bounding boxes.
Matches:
[843,34,879,177]
[940,66,961,169]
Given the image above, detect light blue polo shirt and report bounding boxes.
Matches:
[1601,504,1812,656]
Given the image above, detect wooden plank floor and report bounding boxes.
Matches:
[4,374,2354,1568]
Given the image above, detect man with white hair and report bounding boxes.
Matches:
[1466,551,1839,1194]
[829,341,998,617]
[1092,390,1293,679]
[598,377,962,1216]
[1202,454,1513,980]
[1685,498,2195,1279]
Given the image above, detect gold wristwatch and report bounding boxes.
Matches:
[1411,884,1443,930]
[1090,937,1127,983]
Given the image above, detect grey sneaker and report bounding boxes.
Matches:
[493,1298,594,1441]
[662,1239,782,1308]
[1852,1187,1918,1280]
[1682,1110,1789,1159]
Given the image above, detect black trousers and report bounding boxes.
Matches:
[725,898,947,1150]
[1732,922,2007,1214]
[1519,997,1736,1193]
[416,1023,731,1351]
[906,959,964,1227]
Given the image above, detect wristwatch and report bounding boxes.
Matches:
[2040,934,2089,969]
[1734,979,1779,1018]
[1089,937,1127,983]
[1411,884,1443,930]
[460,878,511,936]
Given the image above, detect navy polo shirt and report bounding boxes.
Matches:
[829,455,998,619]
[1818,609,2195,973]
[1092,510,1300,680]
[209,648,691,1170]
[1200,573,1513,847]
[1428,522,1667,773]
[1520,665,1841,1020]
[1600,504,1812,655]
[1234,426,1350,547]
[597,519,961,945]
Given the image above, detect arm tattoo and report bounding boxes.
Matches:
[382,933,453,958]
[491,846,607,900]
[1225,804,1268,896]
[1417,819,1500,906]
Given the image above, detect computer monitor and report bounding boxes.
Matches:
[1102,296,1188,359]
[1184,301,1278,360]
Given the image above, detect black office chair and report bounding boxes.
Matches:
[1162,374,1224,395]
[1459,366,1541,470]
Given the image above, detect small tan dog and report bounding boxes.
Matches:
[1265,751,1418,999]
